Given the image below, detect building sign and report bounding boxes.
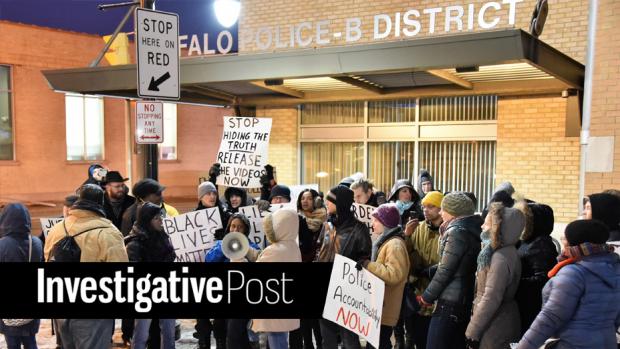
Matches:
[242,0,522,51]
[136,8,180,100]
[135,101,164,144]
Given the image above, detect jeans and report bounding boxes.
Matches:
[267,331,289,349]
[426,301,470,349]
[320,319,361,349]
[58,319,114,349]
[366,325,393,349]
[4,335,38,349]
[227,319,251,349]
[132,319,176,349]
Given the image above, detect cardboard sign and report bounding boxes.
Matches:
[40,218,63,238]
[323,254,384,348]
[163,208,222,262]
[352,203,376,235]
[216,117,272,188]
[290,184,319,204]
[239,203,296,248]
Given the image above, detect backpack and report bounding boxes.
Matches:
[48,221,106,262]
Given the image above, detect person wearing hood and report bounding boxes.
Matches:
[357,204,410,349]
[464,203,525,349]
[514,202,558,334]
[350,178,387,208]
[120,178,179,236]
[252,209,302,349]
[584,192,620,244]
[419,192,481,349]
[223,186,251,214]
[81,164,108,189]
[388,179,424,227]
[125,202,176,349]
[318,185,371,349]
[102,171,136,231]
[417,170,436,199]
[0,203,42,349]
[517,219,620,349]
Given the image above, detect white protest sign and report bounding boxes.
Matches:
[239,203,296,248]
[135,101,164,144]
[216,117,272,188]
[290,184,319,204]
[40,218,63,238]
[352,203,376,235]
[136,8,180,99]
[323,254,384,348]
[163,208,222,262]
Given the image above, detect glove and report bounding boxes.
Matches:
[355,259,369,271]
[208,163,221,182]
[465,338,480,349]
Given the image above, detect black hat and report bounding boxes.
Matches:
[77,184,105,206]
[269,185,291,202]
[327,185,354,220]
[133,178,164,200]
[565,219,610,246]
[104,171,129,184]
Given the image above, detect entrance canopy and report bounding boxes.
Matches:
[43,29,584,107]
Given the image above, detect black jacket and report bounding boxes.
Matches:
[422,215,482,305]
[125,226,176,262]
[103,194,136,231]
[335,217,372,262]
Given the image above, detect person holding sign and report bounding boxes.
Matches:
[196,181,230,240]
[318,185,372,349]
[356,203,410,349]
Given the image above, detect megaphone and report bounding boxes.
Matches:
[222,232,250,261]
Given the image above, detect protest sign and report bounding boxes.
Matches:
[323,254,384,348]
[216,117,272,188]
[164,208,222,262]
[239,203,296,248]
[40,217,63,238]
[289,184,319,204]
[352,203,376,235]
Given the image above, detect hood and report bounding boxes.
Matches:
[225,212,252,237]
[224,187,249,208]
[264,208,298,243]
[485,203,524,248]
[417,169,434,193]
[388,179,420,203]
[494,181,515,196]
[516,201,554,241]
[579,253,620,288]
[589,193,620,233]
[0,203,31,238]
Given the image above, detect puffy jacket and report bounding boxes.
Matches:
[518,253,620,349]
[44,209,128,262]
[125,226,176,262]
[422,215,482,305]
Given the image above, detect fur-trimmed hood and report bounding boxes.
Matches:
[486,202,525,248]
[264,208,298,244]
[514,201,554,242]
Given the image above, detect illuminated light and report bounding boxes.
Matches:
[316,172,329,178]
[214,0,241,28]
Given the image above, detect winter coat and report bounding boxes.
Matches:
[252,209,301,333]
[465,207,524,348]
[366,227,409,326]
[422,215,482,305]
[299,208,327,262]
[321,217,372,262]
[388,179,424,225]
[518,253,620,349]
[121,201,179,236]
[44,208,128,262]
[103,193,136,231]
[0,203,42,337]
[515,202,558,333]
[125,226,176,262]
[405,220,441,316]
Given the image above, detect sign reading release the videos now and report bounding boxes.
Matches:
[216,117,272,188]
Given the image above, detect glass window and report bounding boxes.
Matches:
[300,142,364,192]
[65,94,104,161]
[158,103,177,160]
[367,142,416,195]
[300,102,364,124]
[0,65,13,160]
[419,95,497,122]
[368,99,416,123]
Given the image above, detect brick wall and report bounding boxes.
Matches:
[239,0,588,63]
[255,107,298,186]
[496,96,580,223]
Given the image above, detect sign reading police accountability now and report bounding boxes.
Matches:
[136,8,180,100]
[164,208,223,262]
[216,117,272,188]
[135,101,164,144]
[323,254,385,348]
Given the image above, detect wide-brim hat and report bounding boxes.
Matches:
[104,171,128,184]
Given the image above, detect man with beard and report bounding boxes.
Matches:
[102,171,136,231]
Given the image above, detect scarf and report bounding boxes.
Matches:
[303,208,327,233]
[547,242,615,278]
[395,200,413,215]
[477,230,496,271]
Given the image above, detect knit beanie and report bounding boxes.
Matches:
[269,185,291,202]
[371,203,401,229]
[441,192,475,217]
[421,191,443,208]
[565,219,609,246]
[197,181,217,200]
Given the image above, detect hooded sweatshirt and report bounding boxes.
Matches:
[0,203,43,262]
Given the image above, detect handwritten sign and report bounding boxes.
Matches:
[40,218,63,238]
[239,203,296,248]
[323,254,384,348]
[163,208,222,262]
[352,203,376,235]
[216,117,272,188]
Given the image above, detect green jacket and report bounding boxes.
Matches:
[406,221,440,316]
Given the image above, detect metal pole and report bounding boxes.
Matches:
[89,3,137,67]
[142,0,159,180]
[578,0,598,216]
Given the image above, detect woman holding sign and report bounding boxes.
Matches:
[357,203,410,349]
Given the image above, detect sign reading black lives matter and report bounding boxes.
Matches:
[136,8,180,100]
[164,207,222,262]
[216,117,272,188]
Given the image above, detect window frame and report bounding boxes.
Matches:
[65,93,105,162]
[0,64,15,162]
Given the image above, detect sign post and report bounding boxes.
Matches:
[135,101,164,144]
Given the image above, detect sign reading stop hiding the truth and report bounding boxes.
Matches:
[136,101,164,144]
